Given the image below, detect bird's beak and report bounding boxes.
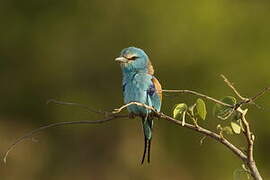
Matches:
[115,57,128,63]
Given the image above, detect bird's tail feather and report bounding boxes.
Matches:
[147,139,151,163]
[141,137,148,164]
[141,117,153,164]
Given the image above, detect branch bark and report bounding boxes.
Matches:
[161,89,233,108]
[3,113,128,163]
[4,76,266,179]
[220,75,263,180]
[239,109,262,180]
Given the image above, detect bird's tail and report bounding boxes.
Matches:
[141,116,153,164]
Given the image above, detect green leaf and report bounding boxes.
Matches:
[217,125,233,135]
[173,103,188,119]
[213,96,236,120]
[223,126,233,135]
[231,122,241,134]
[196,98,207,120]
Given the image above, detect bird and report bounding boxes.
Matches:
[115,47,162,164]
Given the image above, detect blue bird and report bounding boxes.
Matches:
[115,47,162,164]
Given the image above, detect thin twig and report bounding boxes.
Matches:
[221,75,266,110]
[250,87,270,102]
[161,89,233,108]
[3,115,128,163]
[47,99,106,115]
[221,74,247,101]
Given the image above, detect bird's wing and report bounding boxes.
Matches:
[146,76,162,112]
[130,73,162,112]
[151,77,162,102]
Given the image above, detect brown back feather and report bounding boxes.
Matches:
[147,60,154,75]
[151,77,162,102]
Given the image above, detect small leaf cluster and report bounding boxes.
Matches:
[172,96,244,135]
[173,98,206,126]
[213,96,244,135]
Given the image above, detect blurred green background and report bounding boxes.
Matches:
[0,0,270,179]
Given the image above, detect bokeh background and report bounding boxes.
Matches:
[1,0,270,179]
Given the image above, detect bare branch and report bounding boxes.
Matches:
[113,102,157,114]
[47,99,107,115]
[159,112,248,161]
[3,114,128,164]
[221,74,247,101]
[161,89,233,108]
[5,78,267,180]
[5,99,247,167]
[250,87,270,102]
[237,107,262,180]
[221,75,267,110]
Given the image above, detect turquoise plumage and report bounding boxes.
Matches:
[115,47,162,164]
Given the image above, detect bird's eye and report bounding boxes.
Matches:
[128,56,138,61]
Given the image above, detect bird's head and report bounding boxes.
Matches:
[115,47,154,74]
